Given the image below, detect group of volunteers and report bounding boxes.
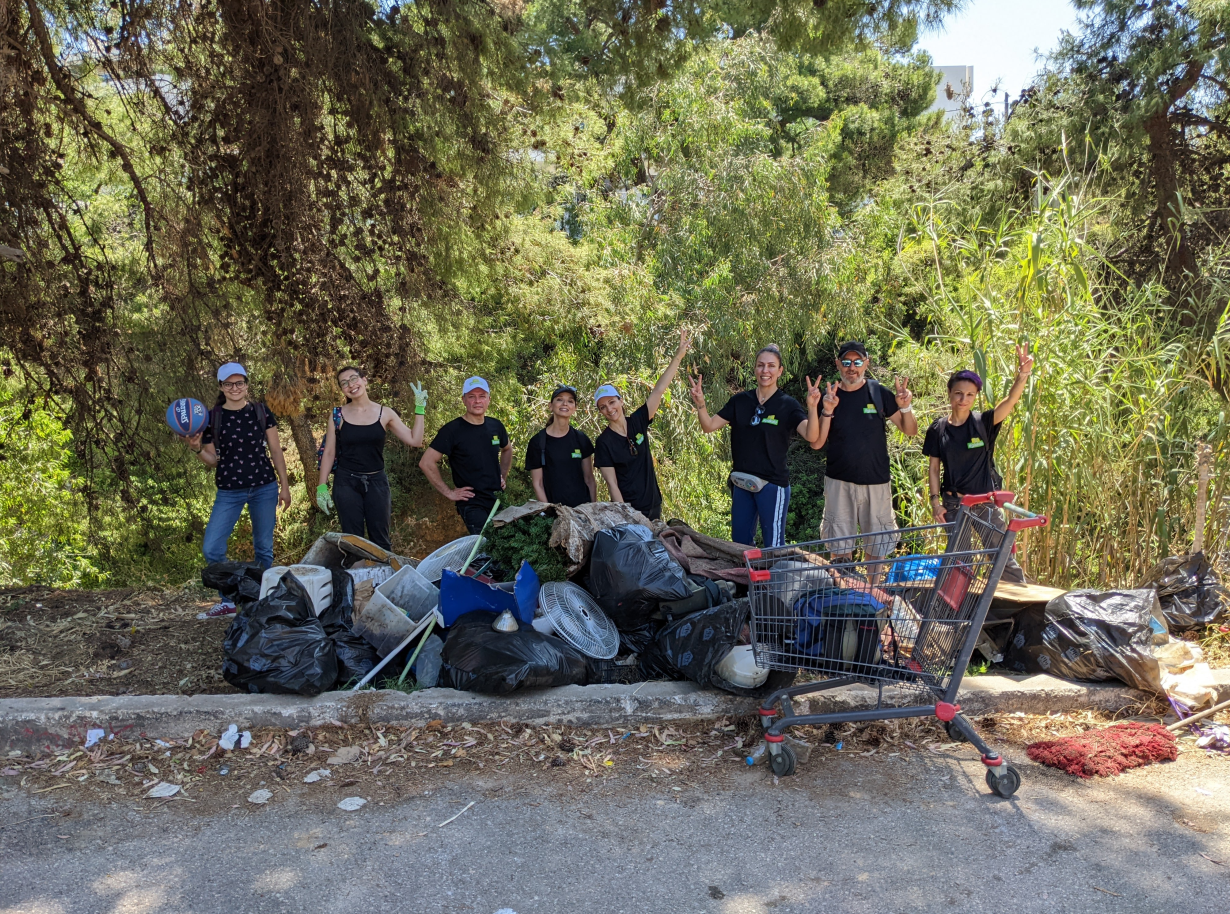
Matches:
[184,335,1033,615]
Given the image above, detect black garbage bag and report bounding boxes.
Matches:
[618,621,661,656]
[222,574,339,696]
[1004,589,1165,693]
[587,525,691,630]
[441,611,588,694]
[639,599,748,690]
[318,569,379,686]
[202,561,264,606]
[1138,552,1228,631]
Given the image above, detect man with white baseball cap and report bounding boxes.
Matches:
[419,376,513,534]
[593,329,690,520]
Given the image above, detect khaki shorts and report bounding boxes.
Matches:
[820,477,899,557]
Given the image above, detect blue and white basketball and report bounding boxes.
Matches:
[166,398,209,437]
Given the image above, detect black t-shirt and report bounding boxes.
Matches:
[201,403,278,491]
[922,411,1003,495]
[594,404,662,519]
[428,416,509,513]
[717,389,808,488]
[823,381,901,486]
[526,426,594,508]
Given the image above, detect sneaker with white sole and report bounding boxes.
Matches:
[197,601,237,620]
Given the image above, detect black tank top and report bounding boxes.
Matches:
[336,406,386,474]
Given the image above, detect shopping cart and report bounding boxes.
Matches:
[743,491,1047,797]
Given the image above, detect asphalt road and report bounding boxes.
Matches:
[2,748,1228,914]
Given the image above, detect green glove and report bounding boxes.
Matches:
[410,381,427,416]
[316,484,333,515]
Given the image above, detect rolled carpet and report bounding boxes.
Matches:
[1026,722,1178,778]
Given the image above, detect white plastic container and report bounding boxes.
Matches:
[368,564,439,623]
[346,565,396,589]
[715,645,770,689]
[260,564,333,616]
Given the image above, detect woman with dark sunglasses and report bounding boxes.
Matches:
[593,329,690,520]
[689,346,822,546]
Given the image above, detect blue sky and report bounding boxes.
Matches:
[915,0,1084,102]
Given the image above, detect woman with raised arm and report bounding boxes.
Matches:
[689,345,821,547]
[922,344,1034,582]
[593,329,690,520]
[315,367,426,550]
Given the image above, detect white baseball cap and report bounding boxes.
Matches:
[593,384,620,404]
[217,362,248,382]
[462,376,490,395]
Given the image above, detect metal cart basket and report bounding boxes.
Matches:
[743,492,1047,797]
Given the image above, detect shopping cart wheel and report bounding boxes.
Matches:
[944,721,968,743]
[985,765,1021,798]
[769,744,797,777]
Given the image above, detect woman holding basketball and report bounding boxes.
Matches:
[184,362,292,618]
[315,367,426,550]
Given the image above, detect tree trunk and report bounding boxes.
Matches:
[1144,109,1198,284]
[288,413,319,503]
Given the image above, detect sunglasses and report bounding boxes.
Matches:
[626,437,638,457]
[750,405,766,426]
[840,358,866,368]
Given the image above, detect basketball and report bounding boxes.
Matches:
[166,398,209,437]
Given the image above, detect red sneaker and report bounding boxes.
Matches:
[197,601,237,620]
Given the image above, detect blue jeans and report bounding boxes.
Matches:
[731,482,791,548]
[202,482,279,594]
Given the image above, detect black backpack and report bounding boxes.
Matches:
[935,411,1003,490]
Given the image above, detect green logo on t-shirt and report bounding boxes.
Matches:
[863,404,878,414]
[571,449,582,458]
[491,436,500,446]
[635,433,644,444]
[762,415,779,426]
[967,437,985,449]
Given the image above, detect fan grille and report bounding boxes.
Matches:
[539,582,620,660]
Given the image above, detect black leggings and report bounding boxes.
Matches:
[333,471,392,550]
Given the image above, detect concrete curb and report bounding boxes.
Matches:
[0,675,1153,753]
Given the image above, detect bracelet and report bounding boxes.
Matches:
[192,448,202,454]
[930,494,942,502]
[821,412,833,419]
[899,405,913,413]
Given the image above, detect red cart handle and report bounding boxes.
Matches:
[960,490,1014,507]
[961,491,1049,531]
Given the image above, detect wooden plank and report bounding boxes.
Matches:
[992,581,1066,603]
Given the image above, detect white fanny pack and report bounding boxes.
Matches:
[729,472,768,493]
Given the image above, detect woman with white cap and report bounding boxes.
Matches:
[183,362,291,618]
[593,329,690,520]
[314,366,427,550]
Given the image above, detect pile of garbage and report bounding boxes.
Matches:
[211,505,777,698]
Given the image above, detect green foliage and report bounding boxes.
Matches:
[485,513,571,582]
[0,387,101,587]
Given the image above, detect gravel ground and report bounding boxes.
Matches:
[2,716,1228,914]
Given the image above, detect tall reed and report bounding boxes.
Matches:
[896,171,1230,587]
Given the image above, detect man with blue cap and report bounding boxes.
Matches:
[420,376,513,534]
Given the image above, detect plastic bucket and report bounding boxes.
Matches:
[260,565,333,616]
[372,564,439,622]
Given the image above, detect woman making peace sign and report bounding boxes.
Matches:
[690,345,822,547]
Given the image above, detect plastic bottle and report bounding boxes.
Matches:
[745,741,767,766]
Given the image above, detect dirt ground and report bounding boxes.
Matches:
[0,586,229,699]
[5,708,1226,816]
